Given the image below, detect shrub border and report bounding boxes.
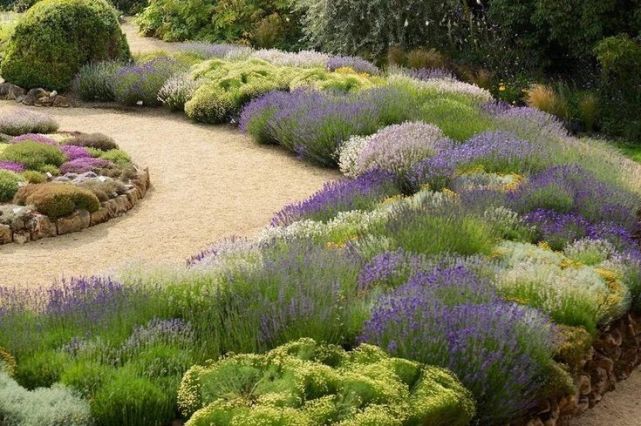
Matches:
[0,167,150,245]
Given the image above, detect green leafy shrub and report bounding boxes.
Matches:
[595,35,641,141]
[64,133,119,151]
[0,372,92,426]
[14,183,100,218]
[1,0,130,90]
[21,170,46,184]
[91,368,176,426]
[14,349,70,389]
[178,338,476,425]
[98,149,131,165]
[0,141,65,171]
[0,170,23,202]
[60,361,117,399]
[77,179,126,202]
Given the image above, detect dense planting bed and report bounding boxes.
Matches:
[1,64,640,426]
[0,107,149,244]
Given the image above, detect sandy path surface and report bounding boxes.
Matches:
[0,105,336,287]
[570,368,641,426]
[121,18,180,55]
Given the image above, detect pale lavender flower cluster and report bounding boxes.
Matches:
[45,277,125,320]
[112,57,185,106]
[397,67,455,81]
[60,157,111,174]
[339,122,451,180]
[120,318,194,354]
[327,55,380,75]
[177,42,252,60]
[186,236,256,267]
[498,106,568,139]
[0,161,24,173]
[361,264,555,423]
[271,169,399,226]
[0,108,59,136]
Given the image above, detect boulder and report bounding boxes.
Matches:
[0,224,12,244]
[28,214,56,241]
[0,82,25,100]
[56,210,90,235]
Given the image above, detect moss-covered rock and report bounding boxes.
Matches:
[178,338,475,426]
[0,0,130,90]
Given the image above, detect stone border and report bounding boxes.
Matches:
[524,312,641,426]
[0,168,150,245]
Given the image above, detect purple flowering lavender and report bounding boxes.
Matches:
[524,209,590,250]
[240,87,417,166]
[411,131,549,189]
[119,318,194,354]
[271,169,399,226]
[60,144,91,161]
[60,157,111,174]
[0,161,25,173]
[45,277,125,318]
[112,57,185,106]
[498,106,568,138]
[327,55,380,75]
[360,265,555,424]
[11,133,57,145]
[510,165,640,231]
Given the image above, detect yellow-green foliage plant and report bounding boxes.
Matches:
[178,338,476,426]
[184,58,381,124]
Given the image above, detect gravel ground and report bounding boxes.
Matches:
[0,105,336,287]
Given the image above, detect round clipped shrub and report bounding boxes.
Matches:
[178,338,475,425]
[0,170,24,202]
[0,0,130,90]
[0,141,65,171]
[14,183,100,218]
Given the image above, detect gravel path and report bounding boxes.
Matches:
[0,105,336,287]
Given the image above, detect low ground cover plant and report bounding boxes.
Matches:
[0,109,141,224]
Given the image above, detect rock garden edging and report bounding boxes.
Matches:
[0,167,150,245]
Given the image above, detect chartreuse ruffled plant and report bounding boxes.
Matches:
[177,338,476,426]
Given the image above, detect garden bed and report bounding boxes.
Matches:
[0,107,150,245]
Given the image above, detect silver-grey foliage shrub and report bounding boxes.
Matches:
[0,372,93,426]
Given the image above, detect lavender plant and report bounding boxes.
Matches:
[361,265,556,424]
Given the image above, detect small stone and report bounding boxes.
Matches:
[90,207,111,226]
[52,95,71,108]
[56,210,90,235]
[0,224,12,244]
[0,82,26,100]
[12,230,30,244]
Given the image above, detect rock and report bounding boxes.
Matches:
[103,199,119,217]
[56,210,90,235]
[21,88,48,106]
[115,194,132,214]
[12,230,30,244]
[578,375,591,396]
[0,82,25,100]
[0,224,12,244]
[52,95,71,108]
[125,188,139,206]
[28,214,56,241]
[90,207,111,226]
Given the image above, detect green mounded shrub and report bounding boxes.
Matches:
[78,179,126,202]
[0,372,92,426]
[14,349,70,389]
[60,361,117,399]
[178,338,476,426]
[0,141,65,171]
[98,149,131,165]
[1,0,130,90]
[14,183,100,219]
[64,133,119,151]
[0,170,24,202]
[91,368,176,426]
[21,170,47,184]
